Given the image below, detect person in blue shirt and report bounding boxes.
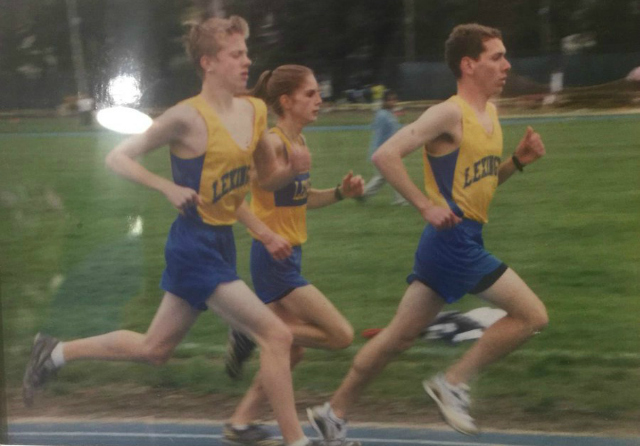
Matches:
[361,90,407,205]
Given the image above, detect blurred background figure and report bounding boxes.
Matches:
[360,89,407,205]
[370,82,385,109]
[77,94,94,126]
[319,77,333,106]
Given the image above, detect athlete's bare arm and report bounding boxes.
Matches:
[105,104,203,213]
[235,201,292,260]
[498,126,545,185]
[253,132,311,191]
[373,101,463,229]
[307,171,364,209]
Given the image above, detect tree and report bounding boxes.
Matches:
[227,0,404,96]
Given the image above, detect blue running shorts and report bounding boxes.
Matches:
[407,219,507,303]
[161,216,239,311]
[250,239,309,304]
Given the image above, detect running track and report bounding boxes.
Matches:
[7,420,640,446]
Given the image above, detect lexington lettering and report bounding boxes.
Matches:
[212,165,250,203]
[463,155,501,188]
[292,178,310,201]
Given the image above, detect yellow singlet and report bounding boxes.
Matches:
[172,95,267,225]
[250,127,310,245]
[422,95,503,223]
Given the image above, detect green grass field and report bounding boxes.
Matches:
[1,112,639,432]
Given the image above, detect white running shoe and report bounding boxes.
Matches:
[306,402,348,442]
[423,374,479,435]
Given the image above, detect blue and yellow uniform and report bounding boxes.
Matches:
[249,127,311,303]
[161,95,267,310]
[408,95,507,302]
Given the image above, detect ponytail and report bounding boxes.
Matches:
[251,70,273,101]
[250,65,313,117]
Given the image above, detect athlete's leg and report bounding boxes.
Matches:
[306,282,443,442]
[444,268,548,386]
[60,292,199,365]
[329,281,444,418]
[23,293,199,407]
[272,285,354,350]
[229,343,305,426]
[229,285,355,425]
[206,280,304,445]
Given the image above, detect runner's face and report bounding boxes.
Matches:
[207,33,251,93]
[474,38,511,96]
[287,74,322,124]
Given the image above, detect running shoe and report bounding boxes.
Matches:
[306,402,348,442]
[222,423,283,446]
[423,373,478,435]
[22,332,60,407]
[224,329,257,380]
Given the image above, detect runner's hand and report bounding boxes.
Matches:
[422,205,461,230]
[289,143,312,174]
[340,171,365,198]
[514,126,545,166]
[163,184,202,214]
[262,231,292,261]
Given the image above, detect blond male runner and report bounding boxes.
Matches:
[23,16,325,446]
[308,23,548,438]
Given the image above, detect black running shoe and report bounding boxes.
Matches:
[23,332,60,407]
[224,328,257,380]
[222,423,283,445]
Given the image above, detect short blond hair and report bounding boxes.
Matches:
[184,15,249,77]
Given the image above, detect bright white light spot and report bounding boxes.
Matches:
[127,215,144,238]
[96,106,152,134]
[108,74,141,105]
